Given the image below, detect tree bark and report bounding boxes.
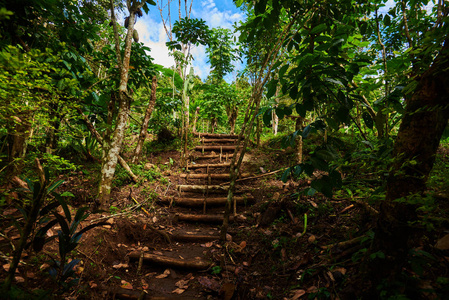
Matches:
[132,75,157,163]
[98,1,145,204]
[369,39,449,292]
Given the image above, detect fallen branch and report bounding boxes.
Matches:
[321,235,366,250]
[128,251,212,270]
[220,169,283,186]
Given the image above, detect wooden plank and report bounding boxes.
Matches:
[128,252,211,269]
[180,173,253,180]
[175,213,234,224]
[190,153,234,160]
[194,132,238,139]
[201,138,238,143]
[170,233,220,242]
[194,145,237,151]
[177,184,255,193]
[187,162,231,169]
[159,196,254,207]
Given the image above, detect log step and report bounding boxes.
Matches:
[187,162,231,169]
[180,173,253,180]
[170,233,220,242]
[194,145,237,151]
[128,251,211,270]
[195,132,238,139]
[200,138,238,143]
[190,153,234,160]
[159,196,254,207]
[176,213,234,224]
[177,184,255,193]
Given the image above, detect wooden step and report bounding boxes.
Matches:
[159,196,254,207]
[190,153,234,160]
[195,145,237,152]
[128,251,211,270]
[186,162,231,169]
[177,184,255,193]
[170,233,220,242]
[175,213,234,224]
[180,173,253,180]
[195,132,238,139]
[200,138,238,143]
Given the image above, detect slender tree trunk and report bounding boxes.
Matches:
[192,106,200,133]
[295,116,303,164]
[132,75,158,163]
[98,0,145,204]
[368,40,449,293]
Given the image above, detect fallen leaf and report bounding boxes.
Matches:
[198,276,221,292]
[290,289,306,300]
[308,200,318,208]
[15,276,25,283]
[172,288,185,294]
[333,267,347,275]
[220,282,235,300]
[202,242,213,248]
[243,261,249,266]
[3,264,10,272]
[306,286,318,293]
[154,251,163,256]
[175,279,190,288]
[40,263,50,271]
[308,235,316,243]
[155,269,170,279]
[121,280,133,290]
[113,263,129,269]
[26,271,35,278]
[435,234,449,250]
[89,281,98,289]
[281,248,287,261]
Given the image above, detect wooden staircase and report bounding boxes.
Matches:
[124,132,256,299]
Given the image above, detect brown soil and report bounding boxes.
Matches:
[1,135,448,299]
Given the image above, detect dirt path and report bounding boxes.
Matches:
[114,132,259,299]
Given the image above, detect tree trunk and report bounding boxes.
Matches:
[368,40,449,293]
[272,106,279,135]
[295,116,303,164]
[98,1,145,204]
[132,75,157,163]
[192,106,200,133]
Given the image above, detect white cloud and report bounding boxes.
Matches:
[198,0,244,29]
[135,17,175,69]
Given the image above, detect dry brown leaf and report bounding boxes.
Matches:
[308,200,318,208]
[89,281,98,289]
[202,242,213,248]
[112,263,129,269]
[175,279,189,288]
[3,264,10,272]
[154,251,163,255]
[281,248,287,261]
[333,267,347,275]
[308,235,316,243]
[172,288,185,294]
[15,276,25,283]
[120,280,133,290]
[306,286,318,293]
[155,269,170,279]
[220,282,235,300]
[198,276,220,292]
[435,234,449,250]
[243,261,249,266]
[290,289,306,300]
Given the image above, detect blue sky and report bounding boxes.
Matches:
[134,0,245,82]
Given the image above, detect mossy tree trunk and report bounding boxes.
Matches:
[369,40,449,291]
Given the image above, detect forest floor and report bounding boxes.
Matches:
[1,134,449,299]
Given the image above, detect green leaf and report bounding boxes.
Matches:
[310,24,327,35]
[281,168,290,183]
[362,112,374,129]
[263,109,272,126]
